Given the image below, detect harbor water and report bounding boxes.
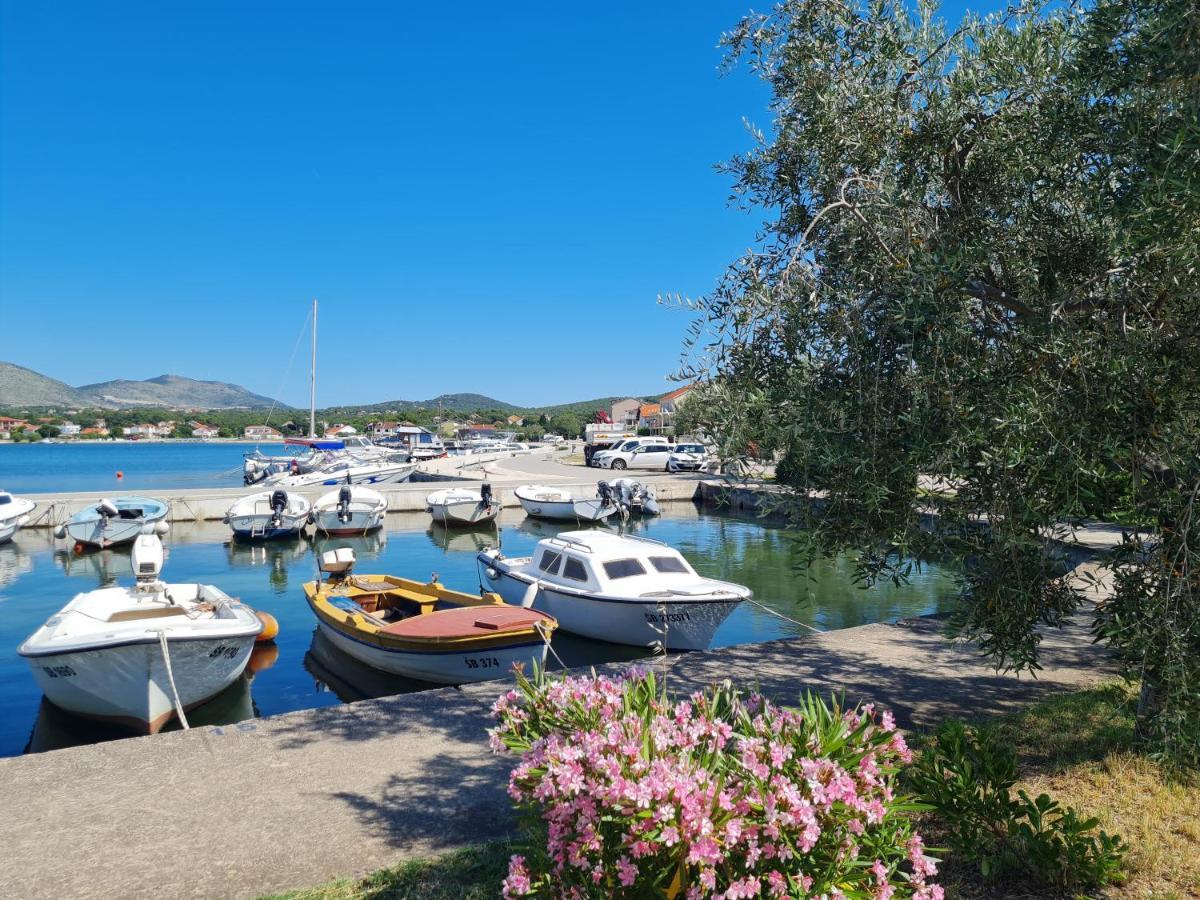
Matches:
[0,505,960,757]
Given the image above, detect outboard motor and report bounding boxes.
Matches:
[480,482,494,510]
[96,498,119,519]
[640,484,661,517]
[270,490,289,529]
[336,485,354,523]
[597,480,615,507]
[318,547,356,583]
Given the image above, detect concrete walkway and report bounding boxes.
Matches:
[0,558,1116,900]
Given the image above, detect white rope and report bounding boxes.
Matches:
[745,597,823,634]
[534,620,568,670]
[157,630,190,729]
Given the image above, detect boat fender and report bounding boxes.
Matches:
[520,578,540,609]
[54,524,67,539]
[255,610,280,642]
[485,567,500,581]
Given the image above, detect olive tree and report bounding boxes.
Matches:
[674,0,1200,761]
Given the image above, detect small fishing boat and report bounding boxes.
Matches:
[513,483,619,522]
[477,531,751,650]
[425,483,500,527]
[0,490,36,544]
[265,457,416,488]
[225,490,311,541]
[311,485,387,536]
[55,496,170,550]
[18,524,263,733]
[303,548,557,684]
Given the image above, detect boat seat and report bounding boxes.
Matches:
[107,606,190,622]
[380,605,551,639]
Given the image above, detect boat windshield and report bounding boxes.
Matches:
[649,556,688,574]
[602,558,646,579]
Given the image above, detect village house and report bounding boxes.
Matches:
[637,402,665,434]
[506,414,525,427]
[658,384,694,433]
[191,423,220,439]
[610,398,643,429]
[80,426,110,437]
[0,416,30,439]
[122,423,172,438]
[243,425,282,439]
[324,424,358,437]
[458,423,499,441]
[58,421,82,436]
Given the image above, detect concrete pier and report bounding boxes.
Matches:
[18,449,709,528]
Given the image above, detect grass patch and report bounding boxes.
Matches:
[269,684,1197,900]
[930,683,1200,899]
[264,842,510,900]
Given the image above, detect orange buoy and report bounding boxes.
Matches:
[254,610,280,642]
[246,641,280,674]
[116,471,123,479]
[73,542,85,555]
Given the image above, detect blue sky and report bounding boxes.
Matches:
[0,0,994,408]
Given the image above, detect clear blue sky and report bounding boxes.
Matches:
[0,0,994,408]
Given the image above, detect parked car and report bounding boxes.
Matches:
[594,438,673,470]
[666,443,709,472]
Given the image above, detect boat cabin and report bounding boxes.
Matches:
[524,532,700,596]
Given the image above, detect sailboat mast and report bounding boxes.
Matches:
[309,298,318,438]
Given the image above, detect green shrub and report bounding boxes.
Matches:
[909,721,1126,890]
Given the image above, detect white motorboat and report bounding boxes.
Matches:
[513,483,619,522]
[225,489,312,541]
[18,524,263,734]
[311,485,387,536]
[265,457,416,488]
[426,483,500,527]
[477,531,751,650]
[56,496,170,549]
[243,437,410,484]
[0,490,36,544]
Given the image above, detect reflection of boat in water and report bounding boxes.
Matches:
[24,672,258,754]
[515,517,610,540]
[426,523,498,555]
[311,529,389,558]
[225,535,310,568]
[0,542,35,590]
[53,547,134,584]
[303,627,433,702]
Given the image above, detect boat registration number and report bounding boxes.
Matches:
[645,611,692,624]
[465,656,502,670]
[41,665,77,678]
[209,645,240,659]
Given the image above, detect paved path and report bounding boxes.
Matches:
[0,554,1117,899]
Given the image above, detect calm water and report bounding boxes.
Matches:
[0,441,290,493]
[0,506,959,756]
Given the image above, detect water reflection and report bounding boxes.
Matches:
[53,546,133,584]
[311,529,389,559]
[0,542,34,591]
[425,523,498,555]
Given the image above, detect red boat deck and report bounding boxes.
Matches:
[380,606,550,640]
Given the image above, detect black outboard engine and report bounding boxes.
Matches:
[597,480,615,507]
[480,482,494,510]
[337,485,353,523]
[270,490,289,528]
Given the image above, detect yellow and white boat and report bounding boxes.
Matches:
[302,548,557,684]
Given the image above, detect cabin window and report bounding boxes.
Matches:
[538,550,562,574]
[602,558,646,579]
[561,556,588,582]
[650,556,689,574]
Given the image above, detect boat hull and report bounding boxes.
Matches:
[0,514,31,544]
[516,496,616,522]
[63,498,169,549]
[315,619,547,684]
[228,513,308,541]
[23,635,257,734]
[478,561,739,651]
[313,508,386,535]
[428,500,500,527]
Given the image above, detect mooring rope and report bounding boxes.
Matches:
[157,631,190,730]
[745,596,823,634]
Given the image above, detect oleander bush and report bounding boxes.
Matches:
[489,667,942,898]
[908,721,1126,892]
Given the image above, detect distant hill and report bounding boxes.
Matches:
[0,361,106,409]
[77,374,280,409]
[348,393,660,417]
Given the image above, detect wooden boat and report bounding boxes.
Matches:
[478,531,750,650]
[513,483,619,522]
[19,525,263,733]
[425,483,500,527]
[302,548,557,684]
[56,496,170,549]
[311,485,387,536]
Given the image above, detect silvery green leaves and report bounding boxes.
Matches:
[686,0,1200,762]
